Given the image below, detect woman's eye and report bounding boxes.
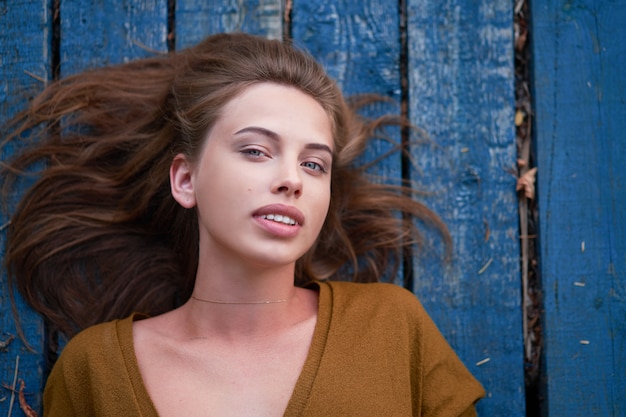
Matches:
[302,161,326,172]
[241,148,267,158]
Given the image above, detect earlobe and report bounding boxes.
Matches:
[170,154,196,208]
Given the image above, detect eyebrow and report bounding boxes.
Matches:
[234,126,334,155]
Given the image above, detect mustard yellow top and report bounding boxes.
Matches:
[44,281,485,416]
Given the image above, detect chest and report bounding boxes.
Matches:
[136,326,315,417]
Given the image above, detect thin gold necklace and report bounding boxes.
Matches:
[190,294,290,305]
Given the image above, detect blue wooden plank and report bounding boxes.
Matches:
[60,0,168,76]
[0,2,51,416]
[0,2,529,415]
[532,0,626,415]
[291,1,403,189]
[291,0,404,284]
[0,1,168,414]
[176,0,283,50]
[407,1,524,416]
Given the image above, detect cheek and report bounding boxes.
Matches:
[313,185,332,224]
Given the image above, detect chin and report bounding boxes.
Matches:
[244,248,308,270]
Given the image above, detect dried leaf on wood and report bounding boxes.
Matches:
[19,380,39,417]
[516,167,537,199]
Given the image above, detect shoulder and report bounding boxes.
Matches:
[317,281,453,352]
[315,281,486,413]
[322,281,425,313]
[44,314,152,416]
[46,315,137,398]
[52,314,136,375]
[318,281,429,330]
[322,280,414,297]
[63,315,133,354]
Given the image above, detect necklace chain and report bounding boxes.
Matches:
[191,294,289,305]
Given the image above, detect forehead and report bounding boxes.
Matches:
[215,82,335,148]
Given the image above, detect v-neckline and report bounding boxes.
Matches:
[118,281,333,417]
[283,281,332,415]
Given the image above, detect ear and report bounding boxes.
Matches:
[170,154,197,208]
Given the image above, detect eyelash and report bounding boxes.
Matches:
[241,148,267,158]
[301,161,326,173]
[240,148,328,174]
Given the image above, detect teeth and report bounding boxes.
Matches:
[261,214,297,225]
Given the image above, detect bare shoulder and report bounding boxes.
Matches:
[132,309,186,363]
[132,309,178,339]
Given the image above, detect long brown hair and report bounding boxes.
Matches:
[1,33,447,337]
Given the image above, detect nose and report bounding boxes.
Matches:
[271,162,303,198]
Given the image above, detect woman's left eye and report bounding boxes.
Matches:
[302,161,326,172]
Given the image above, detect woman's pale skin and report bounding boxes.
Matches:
[133,82,335,417]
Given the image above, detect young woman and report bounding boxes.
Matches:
[2,33,484,416]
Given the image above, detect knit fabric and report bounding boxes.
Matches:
[44,281,485,416]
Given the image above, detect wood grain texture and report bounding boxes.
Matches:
[60,0,168,76]
[0,3,50,415]
[1,1,534,415]
[407,1,524,415]
[176,0,283,50]
[0,1,168,414]
[532,0,626,415]
[291,0,404,284]
[290,1,403,189]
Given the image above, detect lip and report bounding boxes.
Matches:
[252,204,305,238]
[253,204,305,226]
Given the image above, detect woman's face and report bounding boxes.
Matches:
[171,82,334,269]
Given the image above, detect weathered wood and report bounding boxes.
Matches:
[60,0,169,76]
[0,1,168,415]
[532,0,626,415]
[291,0,405,284]
[176,0,283,50]
[407,1,524,415]
[0,2,50,415]
[291,0,403,181]
[1,1,535,415]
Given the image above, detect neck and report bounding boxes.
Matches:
[193,259,297,304]
[182,286,316,341]
[190,294,291,305]
[182,256,304,338]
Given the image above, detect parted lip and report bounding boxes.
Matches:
[253,204,305,226]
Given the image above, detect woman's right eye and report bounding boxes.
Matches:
[241,148,268,159]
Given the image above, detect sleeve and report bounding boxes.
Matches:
[403,289,485,417]
[42,321,131,417]
[43,338,93,417]
[43,362,75,416]
[43,317,156,417]
[459,405,479,417]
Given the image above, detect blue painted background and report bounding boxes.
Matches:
[2,0,623,416]
[532,0,626,415]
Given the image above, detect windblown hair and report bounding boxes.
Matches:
[1,33,447,337]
